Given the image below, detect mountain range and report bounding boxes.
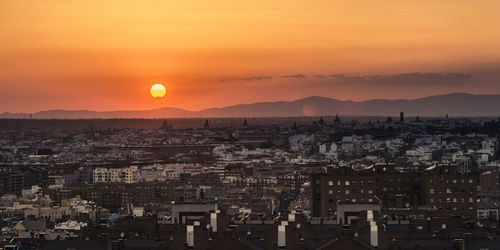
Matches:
[2,93,500,119]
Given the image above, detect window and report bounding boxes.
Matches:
[453,179,457,183]
[345,181,350,186]
[328,181,333,186]
[430,189,434,194]
[468,197,473,202]
[468,179,473,183]
[345,190,350,194]
[368,190,373,194]
[453,198,457,203]
[446,189,451,194]
[328,190,333,195]
[368,199,373,202]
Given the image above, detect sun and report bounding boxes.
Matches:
[150,84,166,98]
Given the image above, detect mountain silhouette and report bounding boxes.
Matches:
[2,93,499,119]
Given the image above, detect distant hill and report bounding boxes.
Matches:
[2,93,500,119]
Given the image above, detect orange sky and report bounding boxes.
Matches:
[1,0,500,113]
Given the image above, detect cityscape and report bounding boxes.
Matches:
[2,0,500,249]
[1,115,500,249]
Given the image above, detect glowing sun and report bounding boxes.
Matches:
[150,84,166,98]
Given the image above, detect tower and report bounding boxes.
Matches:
[319,116,325,125]
[334,114,341,125]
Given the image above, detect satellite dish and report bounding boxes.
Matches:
[297,223,301,229]
[442,224,446,230]
[120,232,124,238]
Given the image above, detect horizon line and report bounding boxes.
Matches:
[0,92,487,115]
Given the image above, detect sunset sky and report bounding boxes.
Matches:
[1,0,500,113]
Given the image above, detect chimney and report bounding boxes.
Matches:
[370,221,378,247]
[186,225,194,248]
[278,225,286,248]
[367,210,373,222]
[210,213,217,232]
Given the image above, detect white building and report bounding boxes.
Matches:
[93,166,139,183]
[54,220,87,230]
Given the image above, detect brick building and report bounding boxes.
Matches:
[311,164,478,220]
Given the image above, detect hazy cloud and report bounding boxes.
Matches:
[281,74,307,79]
[242,76,272,81]
[219,75,273,82]
[326,72,471,86]
[328,74,347,80]
[218,72,471,87]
